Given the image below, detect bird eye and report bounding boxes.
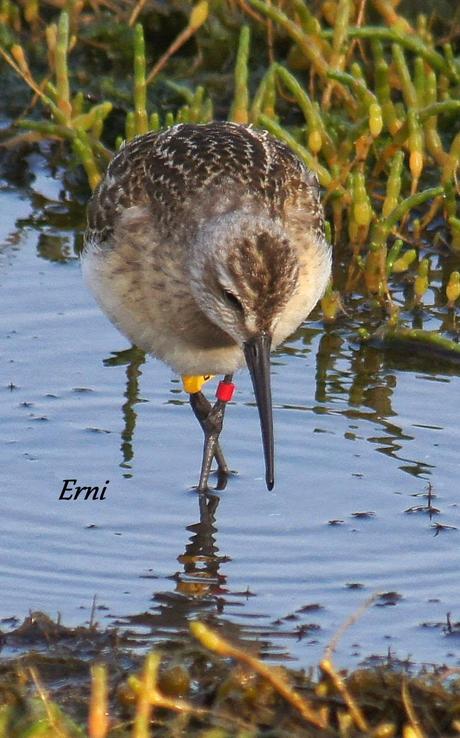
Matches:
[223,290,244,313]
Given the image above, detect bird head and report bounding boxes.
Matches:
[190,211,299,343]
[189,211,300,490]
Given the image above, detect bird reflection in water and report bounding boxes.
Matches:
[106,348,231,632]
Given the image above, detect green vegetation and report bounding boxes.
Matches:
[1,612,460,737]
[1,0,460,358]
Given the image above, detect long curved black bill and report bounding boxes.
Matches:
[244,333,274,491]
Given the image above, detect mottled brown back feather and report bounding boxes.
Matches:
[85,122,324,250]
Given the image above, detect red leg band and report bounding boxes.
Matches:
[216,380,236,402]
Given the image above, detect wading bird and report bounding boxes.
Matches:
[82,122,331,492]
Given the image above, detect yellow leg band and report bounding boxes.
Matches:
[182,374,214,394]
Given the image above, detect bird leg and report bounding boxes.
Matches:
[197,398,228,493]
[189,391,229,484]
[189,375,235,493]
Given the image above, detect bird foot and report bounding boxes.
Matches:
[211,466,238,492]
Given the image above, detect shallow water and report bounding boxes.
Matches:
[1,151,460,669]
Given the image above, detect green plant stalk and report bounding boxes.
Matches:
[72,101,112,133]
[372,0,413,32]
[382,150,404,217]
[337,115,371,145]
[363,325,460,362]
[17,118,112,161]
[414,257,429,300]
[250,66,270,123]
[92,140,113,163]
[45,21,57,67]
[191,621,326,729]
[290,0,322,36]
[331,0,351,60]
[177,105,190,123]
[438,72,450,100]
[419,100,460,118]
[247,0,333,85]
[190,85,204,122]
[352,171,373,228]
[386,238,403,272]
[416,12,430,40]
[24,0,39,25]
[289,0,332,65]
[258,114,332,187]
[91,101,113,139]
[321,26,459,81]
[56,11,71,124]
[45,79,58,101]
[364,243,388,296]
[443,42,459,82]
[348,176,359,244]
[29,60,68,127]
[414,57,426,107]
[229,25,250,124]
[321,0,350,109]
[201,96,213,122]
[275,65,335,161]
[250,63,278,122]
[392,248,417,272]
[165,80,195,104]
[446,270,460,306]
[327,70,377,108]
[72,90,84,117]
[72,130,101,191]
[407,108,424,181]
[89,664,108,738]
[149,111,161,132]
[372,41,401,134]
[134,24,148,136]
[17,118,75,140]
[444,182,457,219]
[350,63,373,120]
[392,43,417,110]
[449,217,460,252]
[321,282,342,321]
[125,110,135,140]
[378,100,460,161]
[423,68,448,165]
[132,652,161,738]
[442,131,460,183]
[276,64,316,127]
[370,186,444,248]
[368,101,383,137]
[72,108,97,130]
[350,61,365,82]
